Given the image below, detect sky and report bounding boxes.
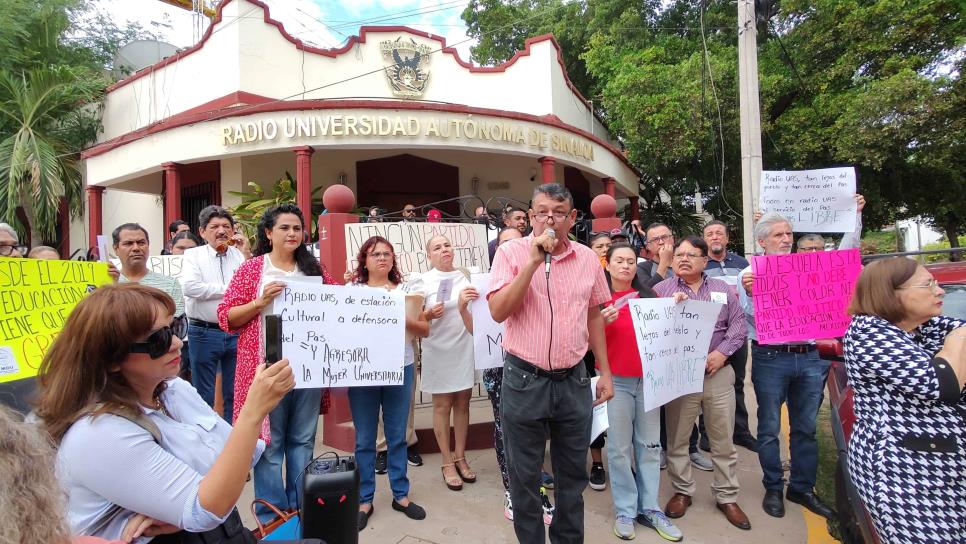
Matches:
[94,0,476,61]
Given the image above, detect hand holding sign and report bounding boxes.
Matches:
[458,285,479,311]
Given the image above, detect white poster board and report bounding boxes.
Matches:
[759,167,857,233]
[345,222,489,278]
[470,273,505,370]
[590,376,608,444]
[272,279,405,388]
[629,298,722,411]
[112,255,187,282]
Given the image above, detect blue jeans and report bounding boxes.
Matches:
[348,364,413,505]
[253,387,323,522]
[187,324,237,422]
[606,376,662,519]
[751,346,830,493]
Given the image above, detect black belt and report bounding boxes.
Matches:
[188,318,221,329]
[752,340,816,354]
[506,354,578,381]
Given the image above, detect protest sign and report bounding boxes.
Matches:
[345,222,489,278]
[629,298,722,411]
[759,167,857,233]
[272,279,406,388]
[752,249,861,344]
[470,273,505,370]
[112,255,187,282]
[0,258,112,384]
[590,376,608,444]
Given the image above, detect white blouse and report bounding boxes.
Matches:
[57,377,265,541]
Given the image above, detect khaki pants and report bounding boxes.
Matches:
[665,364,739,503]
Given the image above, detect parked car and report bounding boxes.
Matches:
[819,255,966,544]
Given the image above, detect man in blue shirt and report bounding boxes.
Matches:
[702,220,756,453]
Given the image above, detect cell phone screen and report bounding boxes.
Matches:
[264,314,282,366]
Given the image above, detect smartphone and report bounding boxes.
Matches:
[264,314,283,366]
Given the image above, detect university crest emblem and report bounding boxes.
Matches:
[380,37,432,98]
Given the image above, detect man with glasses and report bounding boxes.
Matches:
[402,204,418,222]
[488,183,613,544]
[636,223,675,288]
[738,212,835,520]
[702,220,756,453]
[0,223,27,258]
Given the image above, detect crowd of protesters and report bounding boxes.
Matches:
[0,182,961,544]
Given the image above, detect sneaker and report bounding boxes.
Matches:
[637,510,683,542]
[689,451,713,472]
[375,451,388,474]
[613,515,636,540]
[503,491,514,521]
[540,486,554,525]
[541,471,555,489]
[660,450,667,470]
[407,446,423,466]
[589,463,607,491]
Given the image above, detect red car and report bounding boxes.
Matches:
[819,257,966,544]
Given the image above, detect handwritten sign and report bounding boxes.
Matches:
[345,222,489,278]
[752,249,861,344]
[272,279,405,388]
[759,167,857,233]
[112,255,187,282]
[590,376,608,444]
[0,258,112,384]
[470,273,505,370]
[629,298,722,411]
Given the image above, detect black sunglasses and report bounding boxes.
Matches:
[130,315,188,359]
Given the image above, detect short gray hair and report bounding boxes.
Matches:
[532,183,573,209]
[0,223,18,243]
[753,213,791,244]
[797,233,826,248]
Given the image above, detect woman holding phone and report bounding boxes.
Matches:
[218,203,337,523]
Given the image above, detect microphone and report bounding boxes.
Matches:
[544,228,556,275]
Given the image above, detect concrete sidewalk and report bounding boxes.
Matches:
[239,376,824,543]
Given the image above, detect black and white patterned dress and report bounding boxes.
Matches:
[844,315,966,544]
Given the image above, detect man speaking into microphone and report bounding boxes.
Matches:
[489,183,614,544]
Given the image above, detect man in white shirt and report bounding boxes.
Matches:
[181,206,247,421]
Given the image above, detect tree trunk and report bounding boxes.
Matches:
[20,195,42,249]
[945,219,962,262]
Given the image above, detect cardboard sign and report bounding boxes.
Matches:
[751,249,862,344]
[112,255,187,282]
[629,298,722,411]
[470,273,505,370]
[0,258,112,384]
[272,279,406,388]
[345,222,489,278]
[759,167,857,233]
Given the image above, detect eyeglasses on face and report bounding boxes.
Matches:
[532,212,570,223]
[897,279,940,290]
[0,244,28,256]
[130,314,187,359]
[798,246,823,252]
[647,234,673,245]
[367,251,393,260]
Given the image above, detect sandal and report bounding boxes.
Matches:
[441,463,463,491]
[454,457,477,483]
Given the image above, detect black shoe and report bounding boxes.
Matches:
[734,433,759,452]
[407,446,423,466]
[698,435,711,453]
[589,463,606,491]
[762,489,785,518]
[392,499,426,520]
[786,488,835,519]
[358,505,373,531]
[375,451,388,474]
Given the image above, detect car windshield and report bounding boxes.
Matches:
[942,284,966,320]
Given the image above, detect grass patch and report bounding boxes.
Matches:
[816,399,842,541]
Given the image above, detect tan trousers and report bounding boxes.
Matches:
[665,364,740,503]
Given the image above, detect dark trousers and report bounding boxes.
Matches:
[502,354,591,544]
[187,324,237,422]
[730,342,753,438]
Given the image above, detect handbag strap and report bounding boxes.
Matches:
[250,499,294,537]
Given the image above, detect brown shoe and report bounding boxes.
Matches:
[664,493,692,519]
[716,502,751,530]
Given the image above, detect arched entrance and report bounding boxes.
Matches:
[357,154,459,215]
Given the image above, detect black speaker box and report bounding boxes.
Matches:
[300,454,359,544]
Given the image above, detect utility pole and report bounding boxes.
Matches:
[737,0,764,256]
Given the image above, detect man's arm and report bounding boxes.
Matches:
[488,259,540,323]
[839,194,865,250]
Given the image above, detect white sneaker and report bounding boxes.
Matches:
[614,515,636,540]
[540,486,554,525]
[690,451,713,471]
[638,510,683,542]
[503,491,513,521]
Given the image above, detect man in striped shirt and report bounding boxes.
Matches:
[488,183,614,544]
[113,223,185,316]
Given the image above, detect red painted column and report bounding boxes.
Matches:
[538,156,556,184]
[294,146,315,215]
[86,185,105,252]
[162,162,183,230]
[628,196,640,222]
[602,177,616,198]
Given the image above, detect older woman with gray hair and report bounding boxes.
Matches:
[0,222,26,257]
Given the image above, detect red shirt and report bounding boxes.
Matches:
[604,288,644,377]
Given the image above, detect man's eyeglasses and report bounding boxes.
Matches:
[647,234,673,245]
[897,279,940,290]
[798,246,823,253]
[130,315,187,359]
[0,244,28,257]
[532,212,570,223]
[403,208,416,215]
